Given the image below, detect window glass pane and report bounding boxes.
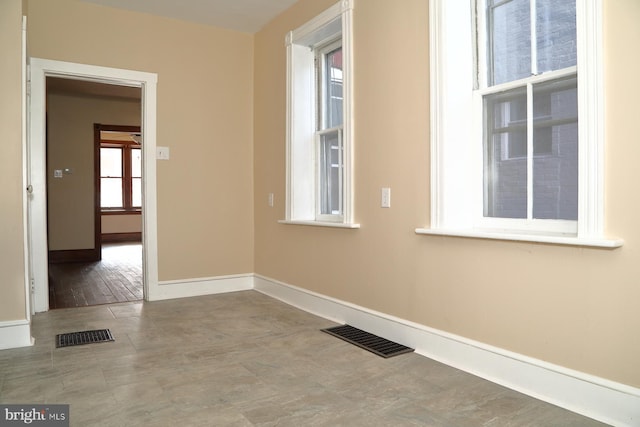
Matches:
[100,147,122,177]
[489,0,531,85]
[536,0,576,74]
[484,88,527,218]
[319,130,342,215]
[325,47,343,129]
[101,178,123,208]
[532,76,578,220]
[132,178,142,208]
[131,148,142,178]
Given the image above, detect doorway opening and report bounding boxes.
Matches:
[45,80,143,309]
[28,58,159,313]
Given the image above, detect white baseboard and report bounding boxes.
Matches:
[149,274,253,301]
[254,274,640,427]
[0,320,34,350]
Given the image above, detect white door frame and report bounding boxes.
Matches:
[28,58,159,312]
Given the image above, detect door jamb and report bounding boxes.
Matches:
[28,58,159,312]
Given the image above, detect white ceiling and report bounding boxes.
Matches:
[77,0,300,33]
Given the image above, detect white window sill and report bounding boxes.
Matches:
[415,228,623,248]
[279,220,361,229]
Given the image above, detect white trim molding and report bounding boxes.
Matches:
[254,274,640,427]
[0,320,34,350]
[21,16,32,319]
[576,0,605,238]
[278,219,360,229]
[28,58,159,313]
[416,227,623,248]
[149,274,253,301]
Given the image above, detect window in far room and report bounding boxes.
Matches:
[100,130,142,212]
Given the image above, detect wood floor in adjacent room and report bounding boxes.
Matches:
[0,291,607,426]
[48,243,142,309]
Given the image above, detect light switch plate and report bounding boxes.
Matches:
[156,146,170,160]
[381,187,391,208]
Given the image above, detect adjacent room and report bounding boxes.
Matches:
[46,77,143,309]
[0,0,638,426]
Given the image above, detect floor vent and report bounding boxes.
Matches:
[56,329,114,348]
[321,325,413,358]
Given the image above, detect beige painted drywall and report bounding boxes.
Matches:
[0,0,27,322]
[254,0,640,388]
[27,0,255,279]
[47,92,141,250]
[102,215,142,234]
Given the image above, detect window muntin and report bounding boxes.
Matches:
[480,0,578,228]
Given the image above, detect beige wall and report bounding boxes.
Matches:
[47,92,140,250]
[254,0,640,388]
[102,215,142,234]
[0,0,27,322]
[28,0,255,279]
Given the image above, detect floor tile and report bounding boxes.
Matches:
[0,291,609,426]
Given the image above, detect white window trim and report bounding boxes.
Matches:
[280,0,359,229]
[417,0,623,248]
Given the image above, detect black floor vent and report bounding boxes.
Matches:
[321,325,413,358]
[56,329,114,348]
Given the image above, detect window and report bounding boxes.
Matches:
[100,137,141,212]
[420,0,622,247]
[480,0,578,227]
[282,0,358,228]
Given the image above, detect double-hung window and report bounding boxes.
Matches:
[283,0,357,228]
[480,0,578,233]
[421,0,622,247]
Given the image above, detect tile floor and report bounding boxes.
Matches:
[0,291,608,426]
